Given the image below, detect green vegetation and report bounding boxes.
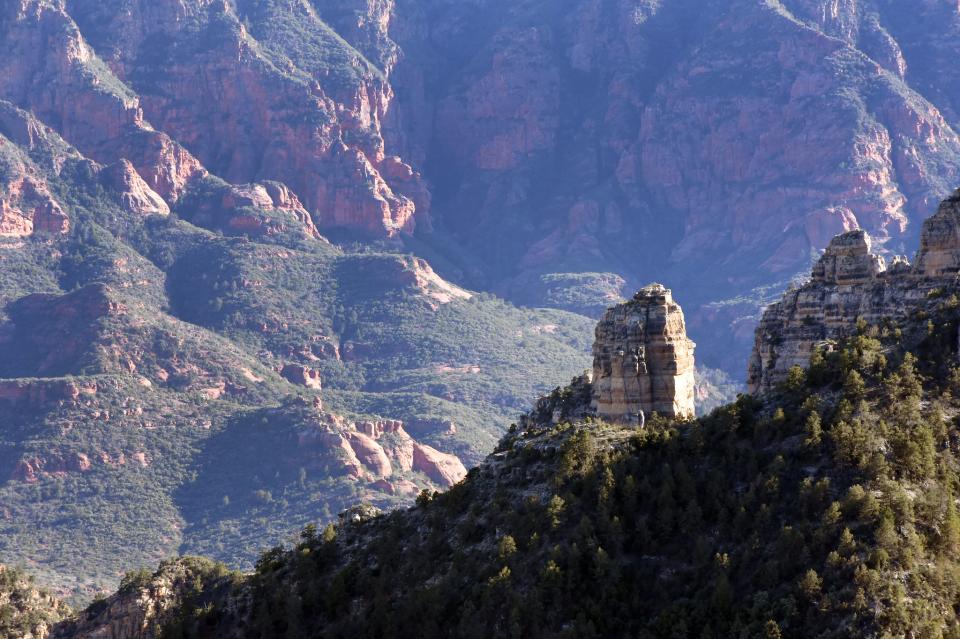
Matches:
[0,99,593,603]
[235,0,386,88]
[0,565,69,638]
[134,310,960,638]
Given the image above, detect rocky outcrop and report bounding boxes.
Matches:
[0,163,70,238]
[53,558,231,639]
[591,284,696,423]
[10,446,148,483]
[184,181,324,240]
[12,453,92,483]
[345,431,394,478]
[280,363,323,390]
[402,257,472,307]
[296,412,466,488]
[748,189,960,393]
[0,565,69,639]
[99,160,169,217]
[412,442,468,486]
[0,284,126,377]
[808,230,887,285]
[0,378,97,406]
[915,197,960,277]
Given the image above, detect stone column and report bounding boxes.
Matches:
[590,283,696,423]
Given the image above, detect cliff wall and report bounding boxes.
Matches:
[749,190,960,393]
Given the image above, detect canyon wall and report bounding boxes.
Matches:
[4,0,960,371]
[384,0,960,372]
[749,189,960,394]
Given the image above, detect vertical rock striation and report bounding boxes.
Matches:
[749,189,960,394]
[591,284,696,423]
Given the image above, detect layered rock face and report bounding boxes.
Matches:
[294,409,467,489]
[591,284,696,423]
[3,0,960,375]
[53,559,220,639]
[749,190,960,393]
[0,565,69,639]
[0,0,428,239]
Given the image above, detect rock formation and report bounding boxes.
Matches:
[295,410,467,489]
[0,378,97,407]
[749,189,960,394]
[0,167,70,238]
[280,363,323,390]
[0,0,428,238]
[591,284,696,423]
[53,559,225,639]
[411,442,468,487]
[100,160,170,217]
[0,565,69,639]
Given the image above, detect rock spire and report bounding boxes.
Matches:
[591,284,696,424]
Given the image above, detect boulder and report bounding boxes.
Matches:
[280,364,322,390]
[412,443,467,487]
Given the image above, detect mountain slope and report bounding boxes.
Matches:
[4,0,960,372]
[52,189,960,638]
[55,318,960,638]
[0,94,595,601]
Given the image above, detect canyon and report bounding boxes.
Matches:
[1,1,960,371]
[4,0,960,608]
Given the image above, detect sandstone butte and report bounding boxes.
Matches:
[749,188,960,394]
[590,283,696,424]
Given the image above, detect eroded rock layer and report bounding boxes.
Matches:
[591,284,696,422]
[749,190,960,393]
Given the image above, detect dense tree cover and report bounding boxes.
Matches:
[0,565,69,638]
[148,313,960,638]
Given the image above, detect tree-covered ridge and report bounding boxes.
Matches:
[84,298,960,638]
[0,565,69,639]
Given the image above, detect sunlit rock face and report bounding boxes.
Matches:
[749,190,960,394]
[591,284,696,424]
